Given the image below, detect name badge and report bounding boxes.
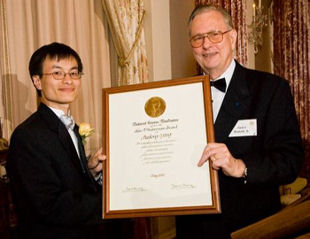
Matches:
[229,119,257,137]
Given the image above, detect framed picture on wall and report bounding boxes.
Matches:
[102,75,220,218]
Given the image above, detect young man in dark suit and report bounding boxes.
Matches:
[6,42,105,239]
[176,5,304,238]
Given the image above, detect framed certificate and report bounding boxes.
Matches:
[102,76,220,218]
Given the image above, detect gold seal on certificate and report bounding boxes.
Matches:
[144,96,166,118]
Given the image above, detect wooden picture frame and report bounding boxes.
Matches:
[102,76,220,218]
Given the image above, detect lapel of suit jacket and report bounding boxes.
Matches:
[214,62,252,143]
[73,125,99,187]
[73,125,89,173]
[37,103,85,174]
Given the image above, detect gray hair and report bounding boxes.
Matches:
[188,4,234,34]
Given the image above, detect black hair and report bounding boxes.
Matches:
[28,42,83,96]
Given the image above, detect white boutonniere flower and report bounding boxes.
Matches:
[79,122,94,144]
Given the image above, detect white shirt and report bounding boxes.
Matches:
[48,107,80,158]
[210,60,236,122]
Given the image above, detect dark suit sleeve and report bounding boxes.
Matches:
[242,79,303,185]
[7,127,102,227]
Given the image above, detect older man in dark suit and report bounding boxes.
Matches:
[6,42,105,239]
[176,5,304,239]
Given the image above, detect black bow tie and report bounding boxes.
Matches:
[210,78,226,93]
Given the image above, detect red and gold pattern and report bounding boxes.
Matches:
[273,0,310,180]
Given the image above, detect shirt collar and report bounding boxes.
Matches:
[48,106,71,118]
[214,59,235,89]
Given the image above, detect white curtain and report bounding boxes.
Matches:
[0,0,110,153]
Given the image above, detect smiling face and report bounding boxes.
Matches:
[32,56,81,113]
[189,10,237,79]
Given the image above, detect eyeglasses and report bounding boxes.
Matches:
[42,70,83,80]
[190,29,232,48]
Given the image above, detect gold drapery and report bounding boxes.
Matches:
[0,0,13,139]
[101,0,148,86]
[273,0,310,179]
